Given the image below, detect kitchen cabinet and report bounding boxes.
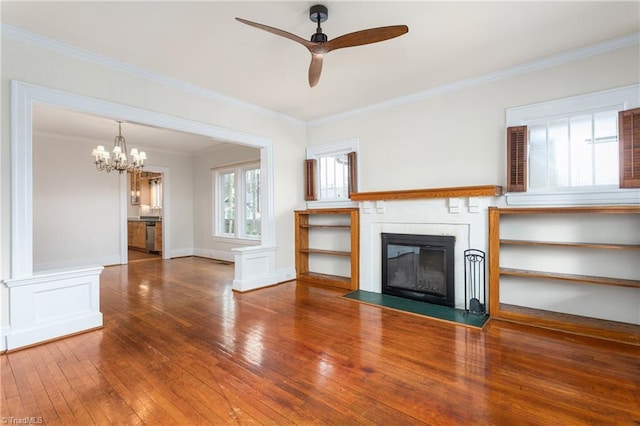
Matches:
[154,222,162,252]
[140,180,150,205]
[128,221,146,250]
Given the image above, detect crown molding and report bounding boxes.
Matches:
[1,24,306,127]
[308,32,640,126]
[3,24,637,128]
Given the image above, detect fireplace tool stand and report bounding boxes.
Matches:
[464,249,486,315]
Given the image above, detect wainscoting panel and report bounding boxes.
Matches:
[3,265,103,350]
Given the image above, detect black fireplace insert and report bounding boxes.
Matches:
[381,233,455,307]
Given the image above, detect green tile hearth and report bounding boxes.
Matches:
[343,290,488,328]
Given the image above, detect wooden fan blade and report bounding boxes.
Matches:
[235,17,316,50]
[325,25,408,53]
[308,53,324,87]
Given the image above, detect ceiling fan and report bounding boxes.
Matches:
[236,4,408,87]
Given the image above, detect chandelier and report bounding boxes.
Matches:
[91,121,146,174]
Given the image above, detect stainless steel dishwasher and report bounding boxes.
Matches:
[145,221,156,252]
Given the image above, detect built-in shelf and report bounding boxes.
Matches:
[298,271,352,287]
[500,239,640,251]
[350,185,503,201]
[489,205,640,346]
[299,248,351,257]
[301,224,351,229]
[295,208,359,290]
[498,304,640,346]
[500,268,640,289]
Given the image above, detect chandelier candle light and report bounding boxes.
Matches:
[91,121,146,174]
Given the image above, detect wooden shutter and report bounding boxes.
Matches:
[619,108,640,188]
[506,126,527,192]
[304,159,317,201]
[347,151,357,197]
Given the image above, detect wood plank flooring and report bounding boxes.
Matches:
[127,249,161,262]
[2,256,639,424]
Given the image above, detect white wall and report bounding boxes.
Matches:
[307,45,640,191]
[33,132,122,270]
[193,143,261,261]
[306,44,639,323]
[499,213,639,324]
[31,132,197,269]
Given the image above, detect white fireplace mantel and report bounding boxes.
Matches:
[356,186,503,310]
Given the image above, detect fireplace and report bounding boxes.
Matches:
[381,233,455,307]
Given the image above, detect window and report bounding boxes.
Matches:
[526,111,619,190]
[213,163,261,239]
[505,85,640,205]
[305,139,358,207]
[317,152,351,199]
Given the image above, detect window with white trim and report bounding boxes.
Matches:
[505,85,640,206]
[527,110,619,190]
[305,139,359,207]
[213,162,261,239]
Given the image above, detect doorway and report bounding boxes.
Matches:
[10,81,275,278]
[127,171,164,262]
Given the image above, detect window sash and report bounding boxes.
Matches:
[525,111,619,191]
[219,171,235,236]
[213,163,261,239]
[243,167,261,237]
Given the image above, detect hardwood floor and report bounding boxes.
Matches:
[2,257,639,424]
[127,249,161,262]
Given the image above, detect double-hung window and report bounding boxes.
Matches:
[505,85,640,205]
[305,139,359,207]
[213,162,261,239]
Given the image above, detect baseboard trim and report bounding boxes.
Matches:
[5,312,103,351]
[169,248,195,258]
[193,247,235,263]
[4,325,104,353]
[233,267,296,293]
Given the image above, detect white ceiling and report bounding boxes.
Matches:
[3,1,639,152]
[32,103,228,155]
